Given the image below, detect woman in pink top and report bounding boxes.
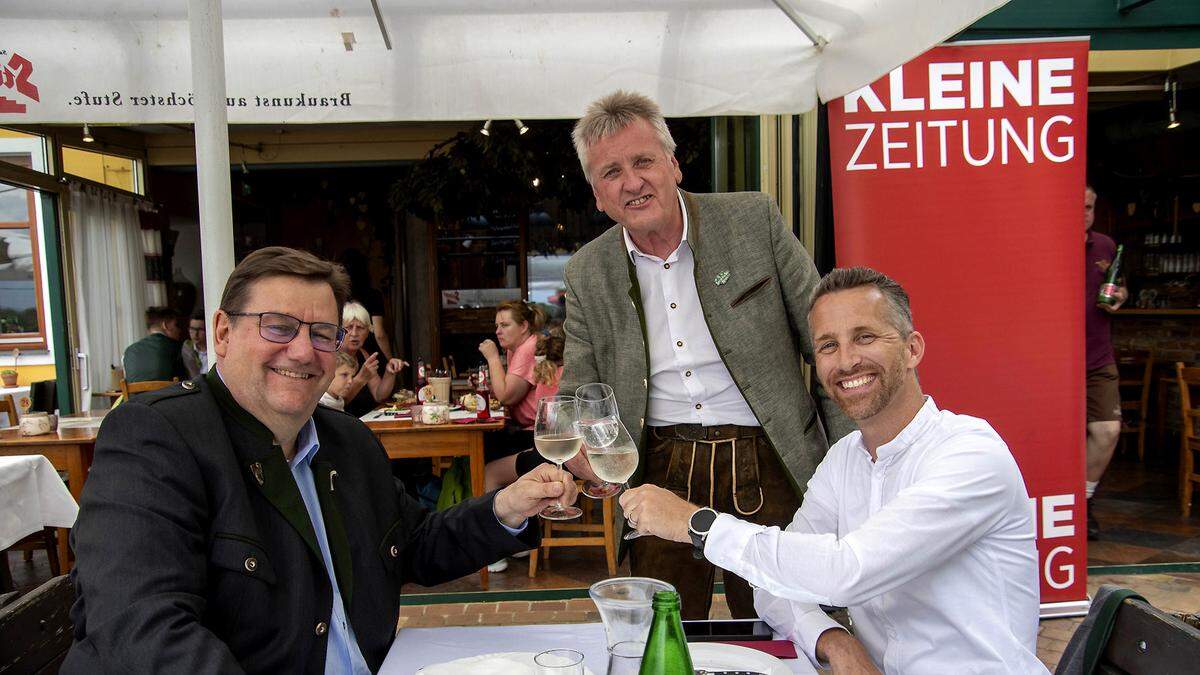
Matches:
[478,300,547,490]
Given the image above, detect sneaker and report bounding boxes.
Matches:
[487,558,509,573]
[1086,498,1100,541]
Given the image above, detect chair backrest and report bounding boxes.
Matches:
[1117,349,1155,402]
[27,380,56,414]
[1179,363,1200,442]
[1099,594,1200,673]
[0,574,74,674]
[0,394,17,427]
[120,378,177,398]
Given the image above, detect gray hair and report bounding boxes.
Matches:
[341,301,372,330]
[572,90,677,181]
[810,267,914,335]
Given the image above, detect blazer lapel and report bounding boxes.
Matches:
[205,370,323,565]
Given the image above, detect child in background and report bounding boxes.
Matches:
[319,351,359,411]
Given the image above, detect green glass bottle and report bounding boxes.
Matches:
[1097,244,1125,306]
[639,591,694,674]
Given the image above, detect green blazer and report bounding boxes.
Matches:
[561,190,855,494]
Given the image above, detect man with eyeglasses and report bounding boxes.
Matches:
[65,246,578,674]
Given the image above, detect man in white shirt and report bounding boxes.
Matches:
[560,90,854,619]
[621,267,1045,673]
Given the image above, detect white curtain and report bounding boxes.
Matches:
[68,185,147,410]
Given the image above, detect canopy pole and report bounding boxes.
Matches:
[188,0,235,357]
[770,0,828,51]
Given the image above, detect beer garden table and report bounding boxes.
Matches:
[362,409,507,590]
[0,410,105,571]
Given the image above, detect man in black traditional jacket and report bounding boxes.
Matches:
[64,246,576,674]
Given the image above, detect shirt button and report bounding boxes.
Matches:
[243,556,257,572]
[695,403,702,410]
[685,370,692,377]
[389,545,400,558]
[670,302,677,309]
[315,622,328,636]
[664,263,671,270]
[676,340,683,348]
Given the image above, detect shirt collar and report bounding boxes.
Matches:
[288,417,321,469]
[864,396,939,463]
[623,189,689,264]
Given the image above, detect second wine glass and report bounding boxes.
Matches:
[534,395,583,520]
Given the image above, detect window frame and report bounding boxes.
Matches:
[0,168,49,350]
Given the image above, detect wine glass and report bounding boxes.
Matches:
[576,383,623,499]
[583,418,638,499]
[534,396,583,520]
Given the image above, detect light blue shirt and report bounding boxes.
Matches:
[289,419,371,675]
[289,419,527,675]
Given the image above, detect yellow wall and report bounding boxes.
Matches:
[62,146,137,192]
[6,364,57,385]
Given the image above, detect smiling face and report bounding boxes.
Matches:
[494,309,530,352]
[341,320,369,353]
[586,118,683,239]
[810,286,923,425]
[213,275,338,431]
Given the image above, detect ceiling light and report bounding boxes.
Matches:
[480,120,492,136]
[514,119,529,135]
[532,177,540,187]
[82,123,94,143]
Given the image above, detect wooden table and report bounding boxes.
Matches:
[364,414,506,589]
[0,410,106,571]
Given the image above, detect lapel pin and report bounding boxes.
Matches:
[714,270,730,286]
[250,462,264,486]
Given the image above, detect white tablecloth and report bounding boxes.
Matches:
[0,455,79,549]
[381,622,814,674]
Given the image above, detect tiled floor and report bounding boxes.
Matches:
[1090,455,1200,564]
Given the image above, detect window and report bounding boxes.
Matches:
[0,175,47,349]
[62,146,142,194]
[0,128,49,173]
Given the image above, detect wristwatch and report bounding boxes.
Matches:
[688,507,719,559]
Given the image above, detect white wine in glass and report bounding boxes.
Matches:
[582,417,639,499]
[534,395,583,520]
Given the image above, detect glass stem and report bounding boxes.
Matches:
[556,461,564,508]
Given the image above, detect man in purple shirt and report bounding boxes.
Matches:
[1084,185,1127,539]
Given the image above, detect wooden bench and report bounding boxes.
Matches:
[0,574,74,674]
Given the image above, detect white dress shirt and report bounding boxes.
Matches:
[624,191,758,427]
[704,397,1046,674]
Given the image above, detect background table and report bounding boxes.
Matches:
[0,411,105,570]
[381,622,814,674]
[0,455,79,591]
[364,413,507,589]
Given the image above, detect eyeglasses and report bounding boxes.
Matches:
[226,311,345,353]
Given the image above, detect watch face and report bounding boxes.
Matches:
[690,508,718,534]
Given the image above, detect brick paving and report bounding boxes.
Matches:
[400,573,1200,671]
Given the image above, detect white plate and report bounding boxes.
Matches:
[689,642,795,675]
[417,652,597,675]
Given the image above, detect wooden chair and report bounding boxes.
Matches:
[3,528,60,593]
[1057,589,1200,674]
[1116,350,1155,461]
[529,483,617,578]
[119,378,178,398]
[441,356,458,379]
[0,574,74,675]
[0,394,18,427]
[1177,363,1200,517]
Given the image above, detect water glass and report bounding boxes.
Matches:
[605,641,644,675]
[535,648,585,675]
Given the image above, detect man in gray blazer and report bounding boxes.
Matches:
[562,91,854,619]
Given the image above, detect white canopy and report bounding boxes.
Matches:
[2,0,1008,123]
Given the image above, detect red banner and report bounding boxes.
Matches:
[828,39,1090,609]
